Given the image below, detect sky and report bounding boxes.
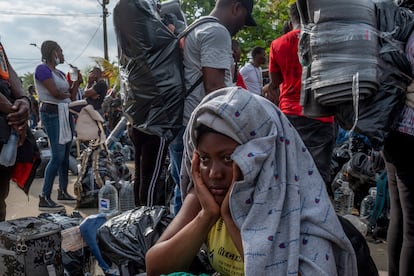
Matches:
[0,0,119,77]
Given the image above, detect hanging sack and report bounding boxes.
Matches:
[73,144,118,208]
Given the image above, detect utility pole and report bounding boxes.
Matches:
[101,0,109,61]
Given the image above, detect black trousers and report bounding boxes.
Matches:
[383,131,414,276]
[286,115,335,195]
[0,161,13,222]
[128,127,169,207]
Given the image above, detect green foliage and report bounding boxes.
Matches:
[181,0,292,65]
[20,72,34,93]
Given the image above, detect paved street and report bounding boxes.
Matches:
[6,173,388,275]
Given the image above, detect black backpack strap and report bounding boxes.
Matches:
[179,17,220,96]
[186,76,203,96]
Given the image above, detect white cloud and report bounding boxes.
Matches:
[0,0,118,76]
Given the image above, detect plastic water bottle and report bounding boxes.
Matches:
[106,117,128,150]
[0,129,19,167]
[360,187,377,218]
[118,180,135,212]
[334,179,354,216]
[98,180,119,217]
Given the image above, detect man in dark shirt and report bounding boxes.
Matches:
[83,67,108,114]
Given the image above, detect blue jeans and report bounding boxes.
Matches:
[79,213,110,272]
[40,111,73,197]
[168,126,185,215]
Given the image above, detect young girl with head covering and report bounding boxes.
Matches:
[146,87,357,275]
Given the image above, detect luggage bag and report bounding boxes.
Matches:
[0,217,63,276]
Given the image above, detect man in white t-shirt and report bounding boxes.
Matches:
[169,0,257,214]
[239,46,266,95]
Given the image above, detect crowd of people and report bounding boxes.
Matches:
[1,0,413,275]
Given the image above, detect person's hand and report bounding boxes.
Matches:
[266,87,279,105]
[7,98,30,145]
[191,150,220,220]
[221,162,242,221]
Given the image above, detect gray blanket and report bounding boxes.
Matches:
[181,87,357,275]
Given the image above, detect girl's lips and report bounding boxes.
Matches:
[209,188,227,196]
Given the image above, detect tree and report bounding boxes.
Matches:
[180,0,293,64]
[20,72,35,92]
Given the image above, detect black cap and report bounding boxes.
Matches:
[238,0,256,26]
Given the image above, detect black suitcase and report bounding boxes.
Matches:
[0,216,63,276]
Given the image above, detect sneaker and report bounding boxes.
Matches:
[57,189,76,202]
[39,195,65,212]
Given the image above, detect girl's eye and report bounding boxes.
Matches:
[224,155,233,163]
[199,155,209,162]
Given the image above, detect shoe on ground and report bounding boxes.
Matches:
[38,195,65,212]
[57,189,76,202]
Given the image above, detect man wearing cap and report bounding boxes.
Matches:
[168,0,256,214]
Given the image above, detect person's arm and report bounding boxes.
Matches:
[7,62,30,144]
[83,85,99,99]
[202,67,226,94]
[41,78,71,100]
[146,153,221,275]
[0,93,13,114]
[198,24,231,95]
[146,190,217,275]
[267,71,283,105]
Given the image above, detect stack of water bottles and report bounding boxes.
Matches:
[98,180,136,217]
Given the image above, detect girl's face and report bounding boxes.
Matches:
[197,132,239,205]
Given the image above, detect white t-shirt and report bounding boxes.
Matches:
[239,62,263,95]
[182,16,233,125]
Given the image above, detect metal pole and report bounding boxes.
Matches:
[103,0,109,61]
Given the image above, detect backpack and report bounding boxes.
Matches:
[114,0,219,141]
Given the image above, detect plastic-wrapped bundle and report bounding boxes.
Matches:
[113,0,186,142]
[307,0,377,26]
[97,206,173,273]
[298,0,414,149]
[299,0,379,108]
[309,22,379,105]
[335,0,414,149]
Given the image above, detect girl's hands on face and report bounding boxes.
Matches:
[192,150,220,219]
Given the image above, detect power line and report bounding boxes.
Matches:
[70,22,103,64]
[8,57,39,61]
[0,10,100,17]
